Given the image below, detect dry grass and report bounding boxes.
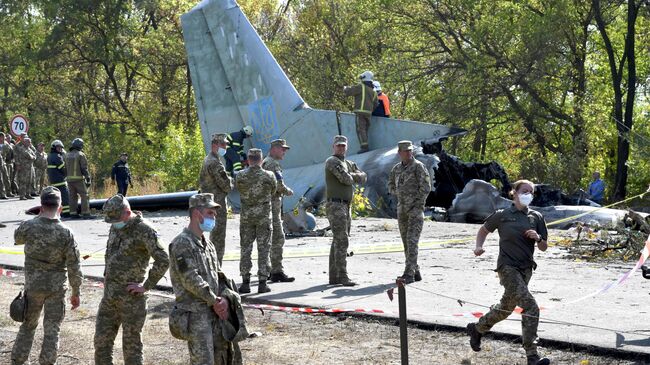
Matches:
[0,272,641,365]
[95,176,166,199]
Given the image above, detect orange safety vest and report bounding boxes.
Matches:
[377,93,391,117]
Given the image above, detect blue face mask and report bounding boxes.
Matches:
[199,216,216,232]
[218,147,227,156]
[113,221,127,229]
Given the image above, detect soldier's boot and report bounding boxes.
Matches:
[338,276,357,287]
[81,214,97,220]
[19,196,27,200]
[398,274,415,284]
[270,272,295,283]
[239,278,251,294]
[466,323,482,352]
[6,193,14,197]
[414,270,422,282]
[527,354,550,365]
[0,195,7,199]
[258,279,271,294]
[26,195,34,200]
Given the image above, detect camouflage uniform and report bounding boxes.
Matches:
[169,193,246,365]
[473,205,549,357]
[0,142,7,198]
[14,142,36,199]
[11,187,83,365]
[199,134,233,264]
[3,140,18,194]
[325,136,367,284]
[94,195,170,365]
[388,141,431,278]
[34,149,48,194]
[235,150,276,281]
[65,148,90,216]
[261,140,293,276]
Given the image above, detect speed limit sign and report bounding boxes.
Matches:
[9,114,29,137]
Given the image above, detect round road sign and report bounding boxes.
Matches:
[9,114,29,137]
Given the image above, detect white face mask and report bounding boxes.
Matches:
[218,147,227,156]
[518,193,533,206]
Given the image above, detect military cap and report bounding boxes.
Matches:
[270,139,290,149]
[333,135,348,145]
[40,186,61,206]
[189,193,220,209]
[247,148,262,158]
[37,142,45,147]
[103,194,129,223]
[397,140,414,151]
[212,133,228,144]
[120,152,128,157]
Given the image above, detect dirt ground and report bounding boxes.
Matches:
[0,272,645,365]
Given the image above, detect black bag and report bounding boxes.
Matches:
[10,290,28,322]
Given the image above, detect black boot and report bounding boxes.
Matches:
[527,354,550,365]
[414,270,422,282]
[466,323,482,352]
[239,278,251,294]
[338,276,357,286]
[258,279,271,293]
[270,272,295,282]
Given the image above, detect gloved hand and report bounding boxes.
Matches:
[85,177,91,188]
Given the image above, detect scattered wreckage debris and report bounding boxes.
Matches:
[559,219,649,262]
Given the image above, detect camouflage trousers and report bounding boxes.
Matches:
[269,198,285,274]
[1,163,9,194]
[326,201,351,281]
[68,180,89,216]
[34,168,46,194]
[476,265,539,356]
[209,193,228,265]
[239,208,272,279]
[186,308,241,365]
[398,206,423,276]
[94,293,147,365]
[10,163,18,193]
[16,165,33,198]
[11,290,65,365]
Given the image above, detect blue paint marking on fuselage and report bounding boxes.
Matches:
[247,96,279,152]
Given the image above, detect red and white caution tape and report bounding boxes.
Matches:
[0,267,18,277]
[244,303,387,315]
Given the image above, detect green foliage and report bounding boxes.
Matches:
[351,187,373,218]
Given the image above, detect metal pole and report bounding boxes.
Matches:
[398,279,409,365]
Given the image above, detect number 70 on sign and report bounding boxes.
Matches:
[9,114,29,137]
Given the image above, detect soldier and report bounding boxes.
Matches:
[47,140,71,217]
[111,152,132,196]
[6,133,19,195]
[467,179,550,365]
[168,193,247,364]
[262,139,295,283]
[199,133,233,264]
[0,132,12,197]
[65,138,92,218]
[224,125,254,176]
[325,135,367,286]
[11,186,82,365]
[14,137,36,200]
[344,71,377,153]
[388,141,431,283]
[235,148,276,293]
[0,133,7,199]
[94,194,170,365]
[33,142,48,194]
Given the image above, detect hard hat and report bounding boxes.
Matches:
[51,140,64,148]
[359,70,374,82]
[243,125,254,136]
[71,138,84,150]
[373,81,382,92]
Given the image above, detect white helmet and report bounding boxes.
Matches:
[359,70,374,82]
[51,140,64,148]
[372,81,382,92]
[242,125,254,136]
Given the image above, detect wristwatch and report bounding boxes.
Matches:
[535,235,543,243]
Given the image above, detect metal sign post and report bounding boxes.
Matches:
[397,278,409,365]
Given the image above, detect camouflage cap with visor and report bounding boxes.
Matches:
[103,194,129,223]
[189,193,221,210]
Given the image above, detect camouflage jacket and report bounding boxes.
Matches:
[1,143,13,164]
[262,156,291,199]
[235,165,276,215]
[34,151,47,170]
[388,158,431,210]
[104,213,169,294]
[199,151,233,196]
[14,216,83,296]
[169,228,241,312]
[14,143,36,167]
